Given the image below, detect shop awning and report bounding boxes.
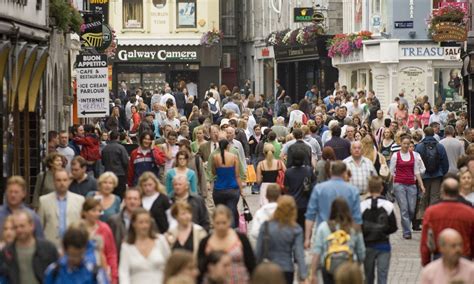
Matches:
[0,41,11,92]
[117,38,201,46]
[17,44,38,111]
[9,41,28,110]
[28,46,48,112]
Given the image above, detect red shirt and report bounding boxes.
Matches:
[394,151,416,185]
[95,221,118,284]
[420,200,474,266]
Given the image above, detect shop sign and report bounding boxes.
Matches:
[261,48,270,57]
[432,22,467,42]
[90,0,109,23]
[75,54,109,118]
[444,46,461,61]
[117,48,198,62]
[394,21,414,29]
[294,8,314,22]
[81,12,104,48]
[274,45,318,61]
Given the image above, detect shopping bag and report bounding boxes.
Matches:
[246,164,257,183]
[238,213,248,234]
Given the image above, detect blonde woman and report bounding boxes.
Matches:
[256,143,286,206]
[191,126,207,154]
[86,172,121,222]
[361,136,389,178]
[459,167,474,205]
[255,196,307,284]
[138,172,171,234]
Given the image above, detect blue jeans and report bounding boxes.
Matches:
[364,247,391,284]
[393,183,417,235]
[213,189,240,228]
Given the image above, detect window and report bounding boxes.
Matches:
[354,0,363,32]
[434,68,465,112]
[370,0,386,33]
[123,0,143,29]
[176,0,197,28]
[221,0,235,37]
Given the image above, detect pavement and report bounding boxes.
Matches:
[241,188,422,283]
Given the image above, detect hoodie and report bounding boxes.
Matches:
[249,202,278,244]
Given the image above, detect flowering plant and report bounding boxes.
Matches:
[428,3,468,38]
[200,29,223,47]
[266,29,290,46]
[296,24,325,45]
[327,31,372,58]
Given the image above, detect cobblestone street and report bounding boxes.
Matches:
[242,189,422,283]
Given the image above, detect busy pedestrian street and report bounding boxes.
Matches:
[1,0,474,284]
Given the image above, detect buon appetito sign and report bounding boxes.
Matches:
[76,55,110,118]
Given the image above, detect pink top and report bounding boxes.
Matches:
[421,111,431,127]
[394,109,408,125]
[407,114,420,129]
[94,221,119,284]
[421,258,474,284]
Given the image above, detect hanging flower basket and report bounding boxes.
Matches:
[266,29,290,46]
[327,31,372,58]
[428,3,468,42]
[296,24,325,45]
[266,24,324,47]
[200,30,223,47]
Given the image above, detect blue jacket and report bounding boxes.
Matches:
[305,177,362,225]
[256,221,308,279]
[415,136,449,179]
[43,255,109,284]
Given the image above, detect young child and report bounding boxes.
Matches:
[360,176,398,284]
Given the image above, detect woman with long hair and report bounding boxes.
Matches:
[32,152,66,208]
[165,150,198,196]
[161,131,180,173]
[138,172,171,234]
[200,101,213,122]
[379,128,395,164]
[165,202,207,258]
[86,172,121,222]
[311,198,366,284]
[106,106,121,132]
[128,131,166,186]
[81,198,118,284]
[256,143,286,206]
[394,103,408,126]
[256,196,307,284]
[130,105,141,135]
[197,205,256,284]
[119,208,171,284]
[163,250,199,284]
[211,139,243,227]
[407,106,422,129]
[361,136,388,176]
[315,146,337,183]
[421,102,432,128]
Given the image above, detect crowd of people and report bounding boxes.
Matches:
[0,80,473,284]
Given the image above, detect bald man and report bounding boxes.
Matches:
[343,141,377,195]
[421,229,474,284]
[420,177,474,266]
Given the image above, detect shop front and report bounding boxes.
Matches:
[254,46,275,99]
[333,40,465,112]
[114,44,220,103]
[274,37,339,103]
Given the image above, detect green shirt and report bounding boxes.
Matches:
[16,243,39,284]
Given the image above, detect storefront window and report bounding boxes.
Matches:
[123,0,143,29]
[143,73,167,91]
[434,68,465,112]
[176,0,196,28]
[118,73,141,92]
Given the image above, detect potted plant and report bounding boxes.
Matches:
[200,29,224,47]
[49,0,83,33]
[428,3,468,41]
[327,30,372,58]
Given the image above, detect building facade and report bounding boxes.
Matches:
[0,0,50,195]
[240,0,342,102]
[110,0,221,103]
[333,0,465,112]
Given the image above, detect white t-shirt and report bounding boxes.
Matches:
[142,193,159,211]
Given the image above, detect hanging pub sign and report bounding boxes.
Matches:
[80,12,104,48]
[294,8,314,22]
[89,0,109,24]
[432,22,467,42]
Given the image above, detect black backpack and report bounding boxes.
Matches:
[362,198,390,243]
[420,141,440,174]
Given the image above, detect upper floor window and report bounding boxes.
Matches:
[123,0,143,29]
[221,0,235,36]
[176,0,196,28]
[354,0,363,32]
[370,0,386,33]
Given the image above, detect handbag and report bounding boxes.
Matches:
[242,196,253,222]
[276,160,285,190]
[238,213,248,234]
[246,164,257,183]
[377,153,390,178]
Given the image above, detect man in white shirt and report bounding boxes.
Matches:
[387,97,400,119]
[56,131,75,173]
[343,141,377,195]
[440,126,465,173]
[160,87,176,106]
[371,110,385,136]
[186,80,198,99]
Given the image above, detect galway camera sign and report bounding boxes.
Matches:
[117,48,198,62]
[76,54,110,118]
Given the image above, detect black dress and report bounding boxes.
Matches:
[172,230,194,252]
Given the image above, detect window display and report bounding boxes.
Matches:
[434,68,465,112]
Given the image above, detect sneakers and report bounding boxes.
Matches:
[403,234,412,240]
